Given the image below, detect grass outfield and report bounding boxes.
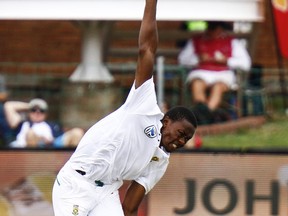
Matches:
[202,114,288,150]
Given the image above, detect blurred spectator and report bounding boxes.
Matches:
[0,75,14,145]
[4,98,84,148]
[0,75,8,102]
[178,21,251,124]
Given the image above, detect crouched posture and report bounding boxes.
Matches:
[52,0,197,215]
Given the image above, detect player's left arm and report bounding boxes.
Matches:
[122,180,146,216]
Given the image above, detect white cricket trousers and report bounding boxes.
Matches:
[52,165,124,216]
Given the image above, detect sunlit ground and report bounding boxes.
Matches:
[202,114,288,150]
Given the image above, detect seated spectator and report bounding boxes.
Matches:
[0,75,14,145]
[4,98,84,148]
[178,21,251,124]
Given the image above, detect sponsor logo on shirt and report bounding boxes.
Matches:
[144,125,157,138]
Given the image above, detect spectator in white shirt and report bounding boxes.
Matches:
[4,98,84,148]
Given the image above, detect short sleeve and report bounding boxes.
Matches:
[123,77,162,116]
[135,148,169,194]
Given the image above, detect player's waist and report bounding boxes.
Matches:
[75,169,105,187]
[64,163,107,187]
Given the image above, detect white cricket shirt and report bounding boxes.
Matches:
[68,77,170,193]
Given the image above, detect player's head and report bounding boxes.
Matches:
[160,106,197,152]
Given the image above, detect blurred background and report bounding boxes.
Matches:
[0,0,288,215]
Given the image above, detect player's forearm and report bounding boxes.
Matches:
[122,199,140,216]
[122,194,143,216]
[139,0,158,54]
[135,0,158,88]
[122,181,146,216]
[123,209,138,216]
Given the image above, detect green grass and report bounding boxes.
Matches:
[201,114,288,150]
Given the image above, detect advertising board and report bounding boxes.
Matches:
[0,150,287,216]
[149,153,288,216]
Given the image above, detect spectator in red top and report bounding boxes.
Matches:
[178,21,251,124]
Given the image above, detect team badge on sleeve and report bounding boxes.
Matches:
[144,125,157,138]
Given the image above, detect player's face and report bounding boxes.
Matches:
[160,117,195,152]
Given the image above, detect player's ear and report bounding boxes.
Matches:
[161,116,170,127]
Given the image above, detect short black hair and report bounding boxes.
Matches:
[164,106,198,129]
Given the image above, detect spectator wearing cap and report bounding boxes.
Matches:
[4,98,84,148]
